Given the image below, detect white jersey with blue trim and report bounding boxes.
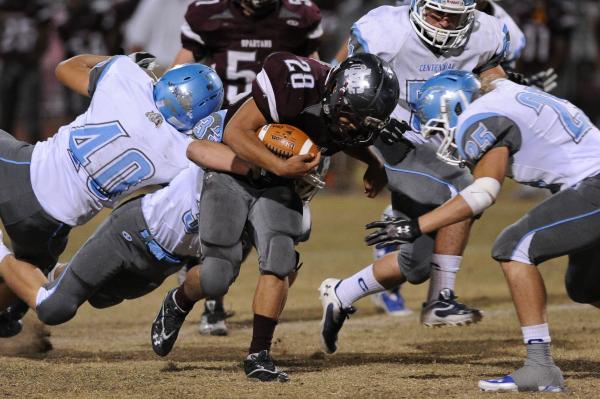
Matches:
[455,79,600,191]
[140,164,203,258]
[350,5,508,143]
[140,110,226,258]
[30,56,192,226]
[491,2,525,64]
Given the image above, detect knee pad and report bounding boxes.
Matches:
[261,236,296,278]
[200,257,238,298]
[565,273,600,304]
[36,290,79,326]
[88,292,124,309]
[397,236,434,284]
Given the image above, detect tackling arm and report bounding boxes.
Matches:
[55,54,111,97]
[418,146,508,233]
[186,140,251,176]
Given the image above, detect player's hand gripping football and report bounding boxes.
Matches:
[278,152,321,179]
[365,217,422,248]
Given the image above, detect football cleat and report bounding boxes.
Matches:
[371,287,413,316]
[479,374,564,393]
[420,288,482,327]
[244,350,289,382]
[151,288,189,357]
[0,311,23,338]
[318,278,356,354]
[198,299,228,336]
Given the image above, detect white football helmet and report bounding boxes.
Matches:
[409,0,476,50]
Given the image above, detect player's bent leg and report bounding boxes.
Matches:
[35,266,90,325]
[564,247,600,305]
[319,252,402,354]
[480,261,564,392]
[371,205,412,316]
[0,254,47,309]
[421,219,482,327]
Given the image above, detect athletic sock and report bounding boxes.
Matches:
[522,323,551,345]
[173,286,195,313]
[524,342,555,366]
[427,254,462,302]
[249,314,278,354]
[335,264,385,308]
[0,240,12,263]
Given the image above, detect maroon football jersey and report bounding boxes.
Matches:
[249,52,344,155]
[181,0,322,107]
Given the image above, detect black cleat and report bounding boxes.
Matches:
[0,312,23,338]
[421,288,483,327]
[244,350,289,382]
[318,278,356,354]
[151,288,188,356]
[198,300,228,336]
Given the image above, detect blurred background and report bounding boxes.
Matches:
[0,0,599,192]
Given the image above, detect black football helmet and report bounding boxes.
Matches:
[322,53,400,147]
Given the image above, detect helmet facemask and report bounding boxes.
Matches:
[416,71,481,166]
[410,0,476,50]
[322,55,399,147]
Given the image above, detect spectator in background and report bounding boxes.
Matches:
[124,0,193,72]
[512,0,576,97]
[56,0,114,117]
[104,0,142,55]
[0,0,52,143]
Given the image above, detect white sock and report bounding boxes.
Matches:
[335,264,385,308]
[427,254,462,302]
[0,244,12,264]
[522,323,551,344]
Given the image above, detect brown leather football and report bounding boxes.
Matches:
[256,124,319,159]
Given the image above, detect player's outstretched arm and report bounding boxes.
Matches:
[186,140,250,175]
[418,146,508,234]
[55,54,111,97]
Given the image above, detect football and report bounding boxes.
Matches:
[256,124,319,159]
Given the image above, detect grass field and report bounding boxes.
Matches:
[0,187,598,398]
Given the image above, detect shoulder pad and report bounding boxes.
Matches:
[184,0,231,32]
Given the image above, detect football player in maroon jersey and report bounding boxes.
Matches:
[173,0,323,107]
[172,0,323,336]
[150,52,399,381]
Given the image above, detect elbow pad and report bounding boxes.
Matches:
[459,177,501,215]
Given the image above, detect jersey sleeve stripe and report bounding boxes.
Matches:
[256,70,280,122]
[181,20,205,45]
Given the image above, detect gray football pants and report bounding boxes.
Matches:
[0,130,71,273]
[380,140,473,283]
[492,175,600,303]
[36,199,187,325]
[198,171,303,298]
